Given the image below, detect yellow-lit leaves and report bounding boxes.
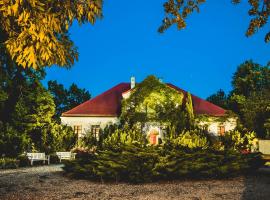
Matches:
[0,0,103,69]
[160,0,270,43]
[159,0,206,33]
[245,0,270,42]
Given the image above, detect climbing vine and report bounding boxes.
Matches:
[121,75,195,132]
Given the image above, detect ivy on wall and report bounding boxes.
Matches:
[121,75,194,132]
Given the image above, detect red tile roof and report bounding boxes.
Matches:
[167,84,226,117]
[62,82,226,117]
[62,83,130,117]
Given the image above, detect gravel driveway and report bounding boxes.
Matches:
[0,165,270,200]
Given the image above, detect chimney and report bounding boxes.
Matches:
[131,76,136,89]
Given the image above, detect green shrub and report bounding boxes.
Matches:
[30,123,77,154]
[63,145,264,183]
[17,155,30,167]
[0,158,19,169]
[220,130,257,151]
[49,154,60,164]
[79,131,99,148]
[168,129,210,149]
[102,128,148,149]
[0,123,30,157]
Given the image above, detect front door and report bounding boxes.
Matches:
[149,133,157,145]
[149,128,159,145]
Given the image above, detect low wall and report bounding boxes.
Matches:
[259,140,270,155]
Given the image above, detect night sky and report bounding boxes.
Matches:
[44,0,270,99]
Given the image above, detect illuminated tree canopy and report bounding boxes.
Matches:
[0,0,102,69]
[160,0,270,42]
[1,0,269,70]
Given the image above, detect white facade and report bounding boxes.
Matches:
[197,117,237,136]
[61,116,119,137]
[61,78,237,140]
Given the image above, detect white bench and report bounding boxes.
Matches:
[27,153,50,166]
[56,152,76,163]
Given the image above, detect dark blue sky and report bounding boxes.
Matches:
[44,0,269,99]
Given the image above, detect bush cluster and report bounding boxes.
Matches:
[167,129,210,149]
[220,130,257,151]
[0,122,77,157]
[0,158,19,169]
[63,145,264,183]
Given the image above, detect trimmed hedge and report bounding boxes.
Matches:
[0,158,19,169]
[63,145,264,183]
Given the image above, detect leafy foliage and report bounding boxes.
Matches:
[0,122,29,157]
[159,0,206,33]
[102,127,148,149]
[0,66,77,156]
[232,60,270,97]
[207,60,270,138]
[0,157,19,169]
[161,0,270,42]
[12,82,55,132]
[0,0,102,68]
[235,91,270,138]
[48,80,91,119]
[206,89,228,109]
[185,92,195,129]
[121,75,193,131]
[168,129,210,149]
[220,130,257,151]
[29,123,77,154]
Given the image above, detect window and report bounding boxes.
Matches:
[91,125,100,138]
[202,125,209,132]
[218,126,225,136]
[74,125,82,136]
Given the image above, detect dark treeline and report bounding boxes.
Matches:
[0,64,90,157]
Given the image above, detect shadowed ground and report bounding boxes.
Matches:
[0,165,270,200]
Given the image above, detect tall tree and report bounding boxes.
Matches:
[66,83,91,111]
[11,82,55,132]
[206,89,228,109]
[0,67,77,155]
[0,0,102,69]
[238,90,270,138]
[229,60,270,137]
[160,0,270,42]
[48,80,91,119]
[207,60,270,138]
[48,80,68,118]
[0,63,46,123]
[231,60,270,97]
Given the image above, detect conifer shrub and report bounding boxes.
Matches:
[63,145,264,183]
[168,129,210,149]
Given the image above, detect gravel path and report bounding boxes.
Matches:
[0,165,270,200]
